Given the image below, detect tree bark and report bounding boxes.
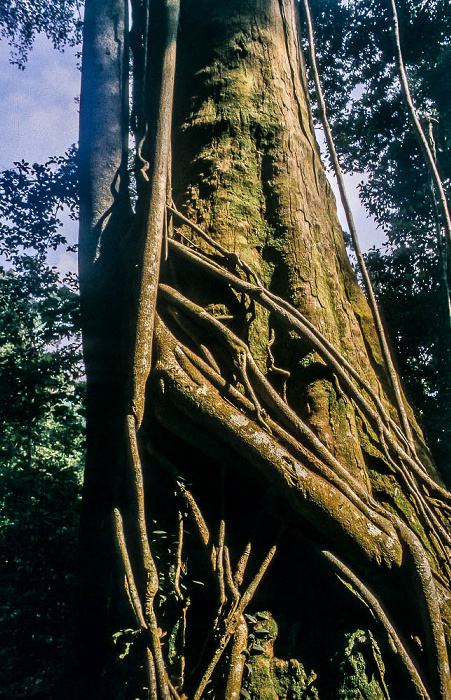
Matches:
[75,0,131,694]
[76,0,451,698]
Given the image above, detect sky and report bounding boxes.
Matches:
[0,35,80,274]
[0,35,80,170]
[0,33,382,273]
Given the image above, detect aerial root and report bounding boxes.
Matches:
[300,0,416,453]
[166,456,278,700]
[193,543,278,700]
[165,220,440,489]
[162,213,451,561]
[113,507,147,630]
[113,505,165,700]
[323,549,431,700]
[126,415,171,700]
[159,283,450,564]
[155,281,451,696]
[390,519,451,700]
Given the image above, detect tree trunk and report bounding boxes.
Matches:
[76,1,451,699]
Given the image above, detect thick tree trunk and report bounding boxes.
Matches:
[75,0,131,694]
[76,1,451,698]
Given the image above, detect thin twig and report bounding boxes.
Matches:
[167,677,183,700]
[217,520,227,606]
[240,545,277,610]
[234,542,252,588]
[224,546,241,602]
[179,604,188,689]
[177,481,211,548]
[174,511,184,600]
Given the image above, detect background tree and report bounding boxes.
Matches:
[0,3,86,693]
[76,1,451,700]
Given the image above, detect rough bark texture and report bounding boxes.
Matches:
[170,0,427,477]
[76,0,451,698]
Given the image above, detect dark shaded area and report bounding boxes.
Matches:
[143,414,429,699]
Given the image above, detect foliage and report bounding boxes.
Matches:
[0,148,79,264]
[0,0,83,67]
[336,629,389,699]
[305,0,451,477]
[0,151,84,696]
[365,242,451,471]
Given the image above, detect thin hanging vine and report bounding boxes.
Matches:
[300,0,416,454]
[389,0,451,324]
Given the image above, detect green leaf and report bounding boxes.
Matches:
[245,614,258,623]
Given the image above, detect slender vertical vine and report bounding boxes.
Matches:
[389,0,451,325]
[300,0,416,454]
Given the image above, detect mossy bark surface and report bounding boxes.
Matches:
[170,0,416,479]
[76,1,451,698]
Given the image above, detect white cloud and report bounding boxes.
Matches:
[55,251,78,276]
[0,34,80,170]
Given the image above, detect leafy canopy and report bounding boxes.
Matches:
[0,0,83,67]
